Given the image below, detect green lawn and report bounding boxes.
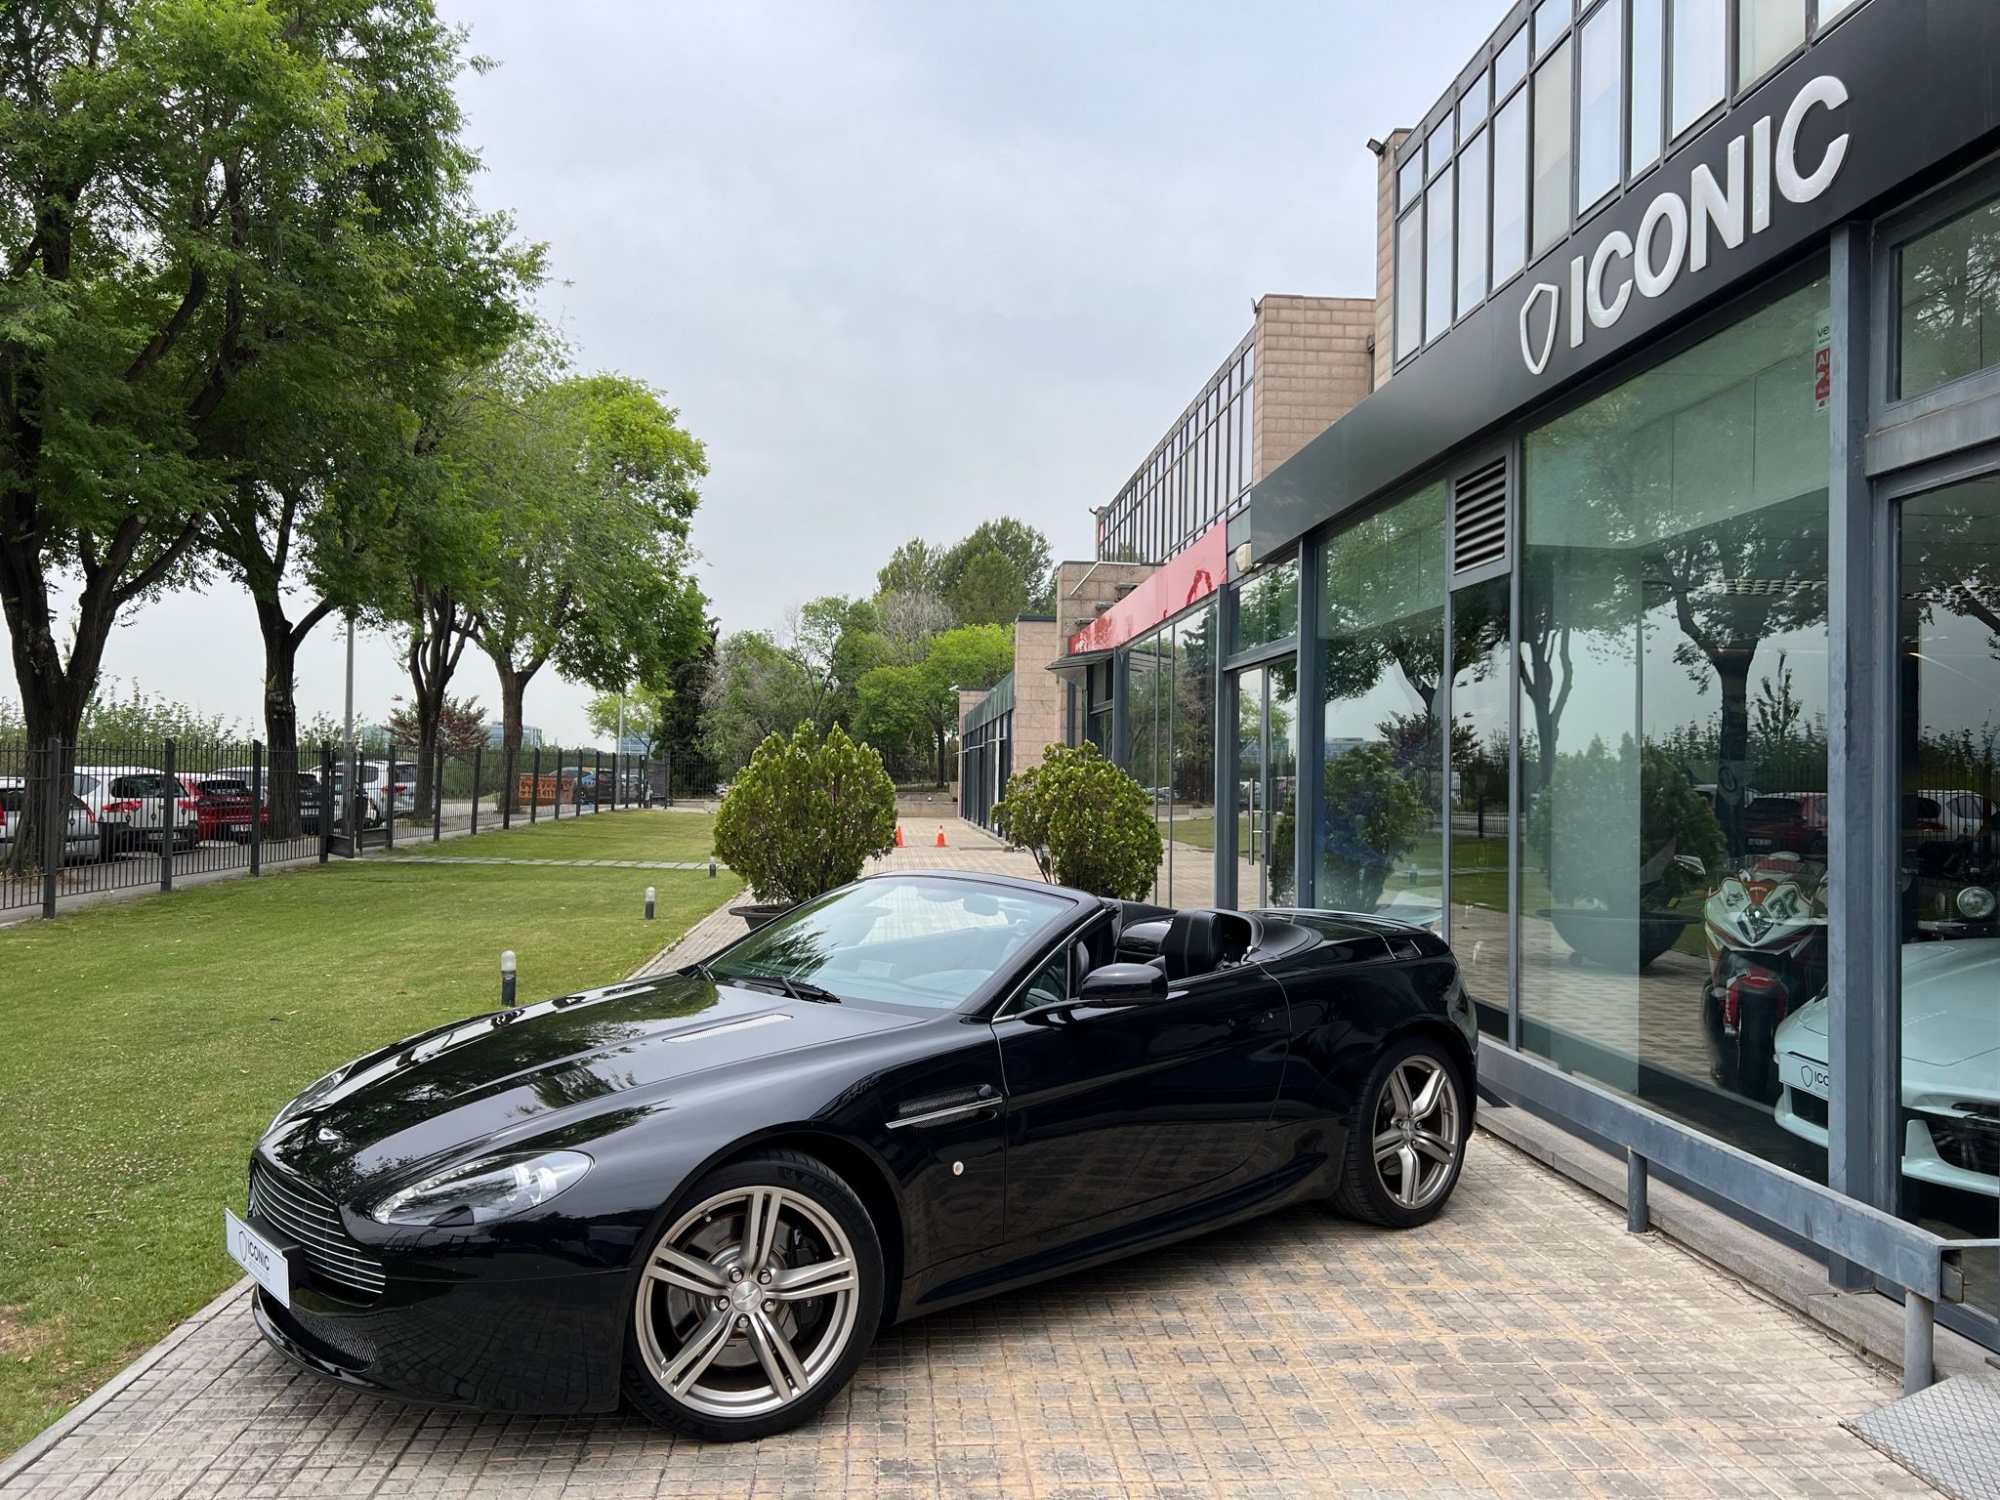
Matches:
[0,814,738,1458]
[420,806,718,863]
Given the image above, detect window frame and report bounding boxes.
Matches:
[1869,160,2000,474]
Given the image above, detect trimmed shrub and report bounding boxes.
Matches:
[993,742,1162,899]
[713,722,896,905]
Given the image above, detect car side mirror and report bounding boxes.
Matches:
[1077,963,1169,1006]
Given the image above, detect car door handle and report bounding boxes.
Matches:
[888,1084,999,1130]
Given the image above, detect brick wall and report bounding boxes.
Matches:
[1372,128,1410,392]
[1008,618,1064,773]
[1250,294,1378,482]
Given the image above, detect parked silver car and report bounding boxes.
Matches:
[0,779,101,861]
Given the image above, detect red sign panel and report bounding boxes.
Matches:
[1066,521,1227,656]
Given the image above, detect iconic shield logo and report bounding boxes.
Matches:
[1518,281,1561,375]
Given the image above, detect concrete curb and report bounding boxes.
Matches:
[0,1277,251,1488]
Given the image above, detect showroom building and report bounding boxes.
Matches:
[1041,0,2000,1361]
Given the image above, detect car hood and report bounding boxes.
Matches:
[261,972,923,1195]
[1776,940,2000,1066]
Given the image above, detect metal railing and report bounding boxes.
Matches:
[1,737,686,917]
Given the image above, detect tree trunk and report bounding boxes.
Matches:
[484,648,543,816]
[1,552,113,877]
[256,597,306,838]
[407,582,472,821]
[1711,645,1757,859]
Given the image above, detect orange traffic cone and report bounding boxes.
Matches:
[935,825,947,848]
[894,824,905,848]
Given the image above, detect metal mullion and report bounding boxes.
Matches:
[1507,440,1524,1051]
[1296,545,1324,910]
[1441,582,1457,950]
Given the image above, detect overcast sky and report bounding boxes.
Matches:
[4,0,1499,745]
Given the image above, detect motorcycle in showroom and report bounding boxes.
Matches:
[1701,851,1827,1102]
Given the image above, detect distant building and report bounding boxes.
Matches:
[483,723,544,749]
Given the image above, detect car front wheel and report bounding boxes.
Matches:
[625,1150,882,1442]
[1332,1035,1469,1229]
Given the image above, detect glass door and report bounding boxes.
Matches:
[1231,661,1299,909]
[1893,474,2000,1345]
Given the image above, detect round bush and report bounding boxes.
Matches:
[713,723,897,906]
[993,742,1162,900]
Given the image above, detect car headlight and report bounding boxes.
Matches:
[1957,886,1997,920]
[265,1065,352,1138]
[369,1150,592,1227]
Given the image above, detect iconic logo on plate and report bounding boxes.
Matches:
[1517,73,1851,376]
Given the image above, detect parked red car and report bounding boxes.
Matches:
[1743,793,1828,858]
[179,775,263,843]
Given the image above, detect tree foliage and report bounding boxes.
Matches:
[386,693,487,760]
[853,623,1012,785]
[993,742,1161,899]
[712,722,896,906]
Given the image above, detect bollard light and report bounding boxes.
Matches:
[501,949,517,1009]
[707,856,716,878]
[644,885,656,921]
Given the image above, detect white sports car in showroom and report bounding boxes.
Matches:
[1774,939,2000,1199]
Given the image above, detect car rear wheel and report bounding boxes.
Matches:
[1331,1035,1469,1229]
[625,1151,882,1441]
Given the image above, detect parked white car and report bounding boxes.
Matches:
[73,765,199,854]
[0,779,100,861]
[1774,940,2000,1199]
[360,759,419,815]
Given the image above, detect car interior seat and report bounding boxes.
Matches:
[1158,909,1226,981]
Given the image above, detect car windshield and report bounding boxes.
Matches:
[109,774,172,796]
[705,877,1074,1011]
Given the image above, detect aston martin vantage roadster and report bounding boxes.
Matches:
[230,871,1477,1440]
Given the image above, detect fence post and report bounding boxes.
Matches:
[160,737,177,893]
[595,748,603,814]
[665,748,674,807]
[250,741,263,877]
[470,741,482,836]
[531,745,541,824]
[638,753,648,809]
[502,742,514,832]
[433,746,444,843]
[319,740,332,863]
[41,738,61,920]
[553,745,562,821]
[384,742,396,851]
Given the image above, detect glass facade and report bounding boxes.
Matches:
[1897,193,2000,400]
[1892,481,2000,1318]
[1232,556,1299,653]
[1124,605,1218,909]
[1315,485,1447,925]
[1739,0,1807,87]
[1671,0,1727,137]
[1449,573,1514,1039]
[1519,274,1830,1168]
[1097,337,1253,563]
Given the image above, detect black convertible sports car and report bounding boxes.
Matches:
[228,871,1476,1440]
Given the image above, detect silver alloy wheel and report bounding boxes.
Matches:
[1370,1056,1461,1211]
[634,1185,861,1421]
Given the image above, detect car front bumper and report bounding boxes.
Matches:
[250,1262,631,1414]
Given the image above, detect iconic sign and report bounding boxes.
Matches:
[1518,74,1851,376]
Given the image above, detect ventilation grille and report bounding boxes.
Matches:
[1451,457,1510,581]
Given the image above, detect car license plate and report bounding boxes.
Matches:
[224,1208,292,1307]
[1784,1052,1829,1100]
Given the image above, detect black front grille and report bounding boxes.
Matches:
[249,1161,385,1298]
[1928,1116,2000,1178]
[1789,1090,1829,1129]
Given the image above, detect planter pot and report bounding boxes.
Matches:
[1539,907,1697,972]
[729,902,792,931]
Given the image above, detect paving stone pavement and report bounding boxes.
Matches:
[0,1136,1928,1500]
[0,824,1937,1499]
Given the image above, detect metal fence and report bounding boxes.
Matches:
[0,737,728,919]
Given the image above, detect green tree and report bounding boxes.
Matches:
[459,344,708,807]
[946,547,1028,626]
[940,519,1053,613]
[876,538,949,598]
[702,630,816,772]
[1,0,509,868]
[853,622,1013,787]
[993,742,1162,898]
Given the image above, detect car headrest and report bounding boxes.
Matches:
[1160,909,1226,981]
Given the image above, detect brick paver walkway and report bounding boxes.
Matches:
[0,823,1933,1499]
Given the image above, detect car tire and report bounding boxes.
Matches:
[624,1150,883,1442]
[1330,1034,1469,1230]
